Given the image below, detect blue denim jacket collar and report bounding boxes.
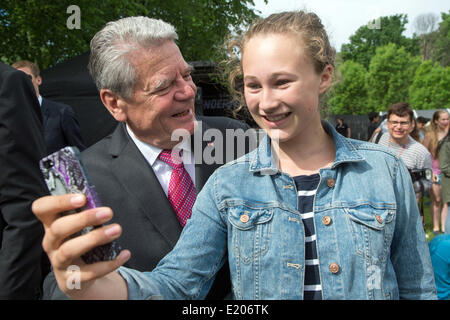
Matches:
[249,120,365,174]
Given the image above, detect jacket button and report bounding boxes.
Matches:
[322,216,332,226]
[240,214,249,223]
[329,263,340,274]
[375,214,383,224]
[327,178,335,188]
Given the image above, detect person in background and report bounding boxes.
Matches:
[367,111,379,141]
[409,118,422,143]
[335,117,350,138]
[372,103,432,208]
[437,126,450,235]
[423,110,449,235]
[0,62,50,299]
[32,10,436,300]
[12,60,86,155]
[428,234,450,300]
[416,116,429,142]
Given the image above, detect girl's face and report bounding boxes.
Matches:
[242,33,332,144]
[435,112,449,131]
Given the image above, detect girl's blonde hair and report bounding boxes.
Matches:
[427,110,449,158]
[223,10,336,113]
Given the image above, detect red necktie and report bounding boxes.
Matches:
[158,149,196,227]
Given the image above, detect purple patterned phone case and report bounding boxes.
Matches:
[39,146,121,264]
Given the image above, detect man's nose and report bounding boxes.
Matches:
[174,79,196,100]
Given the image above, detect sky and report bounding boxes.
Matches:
[251,0,449,51]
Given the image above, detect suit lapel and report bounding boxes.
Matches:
[193,118,222,194]
[108,124,182,247]
[40,98,50,129]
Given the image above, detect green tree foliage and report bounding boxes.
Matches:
[0,0,147,68]
[0,0,261,69]
[328,60,369,115]
[366,43,421,112]
[409,60,450,109]
[431,11,450,67]
[340,14,419,69]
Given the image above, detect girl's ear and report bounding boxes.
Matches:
[319,65,333,94]
[100,89,128,122]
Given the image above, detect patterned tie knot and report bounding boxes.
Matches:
[159,149,183,169]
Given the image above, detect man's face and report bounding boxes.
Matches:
[16,66,41,97]
[387,114,412,142]
[116,40,197,148]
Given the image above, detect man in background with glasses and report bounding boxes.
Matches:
[373,102,432,214]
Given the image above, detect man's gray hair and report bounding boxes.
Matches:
[88,16,178,99]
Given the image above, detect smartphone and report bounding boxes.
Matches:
[39,146,121,264]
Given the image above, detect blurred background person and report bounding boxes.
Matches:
[423,110,449,235]
[367,111,379,141]
[409,118,422,142]
[438,126,450,235]
[416,116,430,142]
[428,234,450,300]
[335,117,351,138]
[12,60,86,155]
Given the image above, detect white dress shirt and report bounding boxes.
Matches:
[126,124,195,196]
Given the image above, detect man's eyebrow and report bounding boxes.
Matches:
[151,78,171,92]
[185,64,195,73]
[149,65,195,93]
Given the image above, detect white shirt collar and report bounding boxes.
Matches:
[125,123,193,166]
[38,95,43,106]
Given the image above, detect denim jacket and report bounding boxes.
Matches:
[118,122,437,300]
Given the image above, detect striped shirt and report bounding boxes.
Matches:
[375,133,432,170]
[293,174,322,300]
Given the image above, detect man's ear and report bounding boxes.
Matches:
[100,89,127,122]
[319,65,333,94]
[36,75,42,86]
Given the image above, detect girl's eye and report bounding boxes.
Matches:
[245,82,260,89]
[276,79,290,86]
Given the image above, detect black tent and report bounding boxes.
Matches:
[40,52,117,148]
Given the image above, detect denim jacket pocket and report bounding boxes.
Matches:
[344,205,396,259]
[228,205,274,264]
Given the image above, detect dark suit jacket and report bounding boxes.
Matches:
[0,63,50,299]
[41,98,86,155]
[43,116,255,299]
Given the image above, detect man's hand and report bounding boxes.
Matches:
[32,194,131,299]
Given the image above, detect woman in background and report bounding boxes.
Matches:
[438,127,450,234]
[423,110,449,234]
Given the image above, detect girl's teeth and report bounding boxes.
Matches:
[267,113,288,121]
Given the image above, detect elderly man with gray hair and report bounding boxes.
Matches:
[40,16,252,300]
